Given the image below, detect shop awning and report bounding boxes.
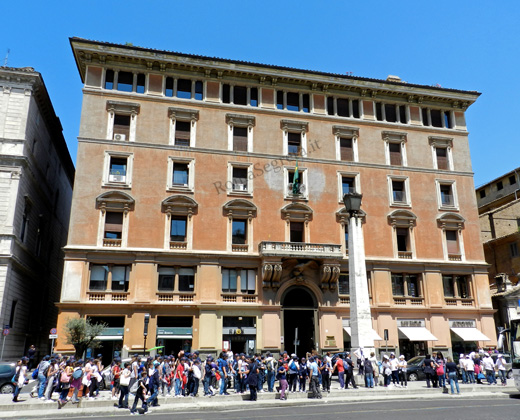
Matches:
[343,327,383,341]
[450,327,490,341]
[398,327,438,341]
[95,335,124,341]
[157,334,193,339]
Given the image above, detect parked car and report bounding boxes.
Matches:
[405,355,426,381]
[0,362,17,394]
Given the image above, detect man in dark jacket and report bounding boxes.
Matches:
[146,361,160,408]
[344,352,358,389]
[246,356,259,401]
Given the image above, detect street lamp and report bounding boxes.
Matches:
[343,192,375,359]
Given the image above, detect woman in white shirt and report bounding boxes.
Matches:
[397,355,407,387]
[12,357,28,402]
[496,354,507,386]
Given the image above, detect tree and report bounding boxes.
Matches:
[64,318,108,358]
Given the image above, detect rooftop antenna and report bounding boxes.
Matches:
[4,49,10,67]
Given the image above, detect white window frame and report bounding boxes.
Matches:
[392,225,416,259]
[281,120,308,157]
[442,228,465,261]
[383,131,407,167]
[226,114,255,152]
[164,213,193,251]
[337,171,361,203]
[429,136,454,171]
[333,125,359,162]
[103,151,133,188]
[436,179,459,211]
[97,209,129,248]
[228,162,253,196]
[388,175,411,207]
[168,107,199,147]
[167,157,195,192]
[221,84,260,107]
[284,166,309,200]
[437,214,466,262]
[106,101,140,142]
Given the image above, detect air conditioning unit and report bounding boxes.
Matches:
[114,133,126,141]
[233,184,247,191]
[109,174,126,183]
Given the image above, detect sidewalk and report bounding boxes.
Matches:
[2,380,516,418]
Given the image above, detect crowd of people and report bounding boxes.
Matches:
[9,347,508,413]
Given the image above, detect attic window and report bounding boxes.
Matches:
[117,71,133,92]
[497,181,503,191]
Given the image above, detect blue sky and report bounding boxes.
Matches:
[2,1,519,186]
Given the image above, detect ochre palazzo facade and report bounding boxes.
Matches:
[55,38,496,361]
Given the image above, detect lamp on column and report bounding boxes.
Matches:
[343,192,363,217]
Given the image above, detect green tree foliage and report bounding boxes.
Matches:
[64,318,108,358]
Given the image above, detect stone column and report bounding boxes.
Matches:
[348,214,375,353]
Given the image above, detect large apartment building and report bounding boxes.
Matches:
[0,66,74,359]
[55,38,496,361]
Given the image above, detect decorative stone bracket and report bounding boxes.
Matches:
[320,264,341,291]
[262,262,282,290]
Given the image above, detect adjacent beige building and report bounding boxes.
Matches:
[0,66,74,359]
[55,38,496,361]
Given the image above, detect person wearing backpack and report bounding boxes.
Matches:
[245,355,259,401]
[265,352,277,392]
[70,360,84,404]
[287,355,299,393]
[57,360,73,409]
[12,357,28,402]
[37,355,51,399]
[435,352,446,389]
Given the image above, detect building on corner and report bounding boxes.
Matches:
[55,37,495,362]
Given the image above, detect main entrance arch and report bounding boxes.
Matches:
[281,286,318,357]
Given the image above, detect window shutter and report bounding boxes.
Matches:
[105,212,123,232]
[340,138,353,161]
[446,231,459,253]
[389,143,402,165]
[233,127,248,151]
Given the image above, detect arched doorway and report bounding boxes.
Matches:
[282,287,317,357]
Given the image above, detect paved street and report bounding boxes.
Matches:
[21,397,520,420]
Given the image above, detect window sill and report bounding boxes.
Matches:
[390,202,411,208]
[231,244,249,253]
[447,253,463,261]
[397,251,413,259]
[103,238,122,247]
[439,205,459,212]
[167,186,194,194]
[169,241,188,250]
[444,297,474,307]
[102,182,131,190]
[228,191,253,197]
[393,296,424,306]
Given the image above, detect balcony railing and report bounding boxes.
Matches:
[445,297,474,307]
[221,294,258,303]
[259,241,343,258]
[103,238,122,247]
[393,296,424,306]
[170,241,187,250]
[448,253,462,261]
[232,244,249,253]
[156,292,195,303]
[398,251,413,259]
[87,291,129,302]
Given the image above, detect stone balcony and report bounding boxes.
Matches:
[259,241,343,259]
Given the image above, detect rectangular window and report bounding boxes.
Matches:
[327,97,334,115]
[90,265,109,290]
[232,219,247,244]
[376,103,383,121]
[352,100,360,118]
[105,69,114,89]
[104,211,123,239]
[136,74,146,94]
[177,79,192,99]
[117,71,133,92]
[389,143,402,166]
[338,274,349,295]
[233,126,248,151]
[422,108,429,126]
[170,216,187,242]
[392,180,406,203]
[385,104,397,123]
[178,268,195,291]
[440,184,454,206]
[302,94,310,113]
[222,84,231,103]
[391,274,405,296]
[222,268,238,293]
[172,162,189,186]
[456,276,470,298]
[510,175,517,186]
[194,81,203,100]
[510,242,519,258]
[111,265,130,291]
[430,109,442,127]
[344,224,349,252]
[234,86,247,105]
[232,167,248,191]
[399,106,407,124]
[407,275,419,297]
[342,176,355,195]
[290,221,304,243]
[113,114,131,139]
[175,121,191,146]
[276,91,284,110]
[337,98,350,117]
[444,111,452,129]
[442,275,455,297]
[286,92,299,111]
[109,157,127,183]
[165,77,174,97]
[497,181,503,191]
[9,300,17,329]
[241,269,256,294]
[446,230,460,255]
[340,138,354,161]
[250,88,258,107]
[436,147,448,170]
[287,132,301,155]
[396,228,409,252]
[479,189,486,199]
[158,267,175,291]
[20,212,28,242]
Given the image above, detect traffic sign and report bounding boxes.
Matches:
[49,334,58,339]
[2,329,8,336]
[50,328,57,335]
